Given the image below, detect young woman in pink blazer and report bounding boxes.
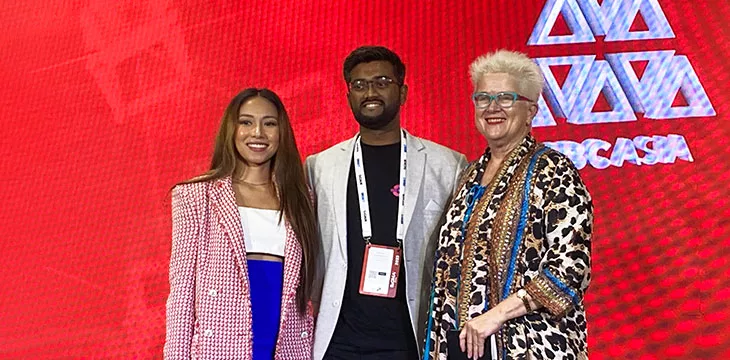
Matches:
[164,88,318,359]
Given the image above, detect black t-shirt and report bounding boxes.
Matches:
[326,141,418,356]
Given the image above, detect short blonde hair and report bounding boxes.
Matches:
[469,50,544,101]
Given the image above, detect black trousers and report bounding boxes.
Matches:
[323,342,418,360]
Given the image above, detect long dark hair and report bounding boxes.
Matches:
[181,88,317,314]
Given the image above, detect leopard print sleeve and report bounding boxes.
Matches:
[525,153,593,318]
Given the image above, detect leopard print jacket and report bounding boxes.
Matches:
[424,135,593,360]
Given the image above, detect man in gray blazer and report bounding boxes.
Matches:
[305,46,467,360]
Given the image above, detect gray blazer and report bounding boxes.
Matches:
[305,130,467,359]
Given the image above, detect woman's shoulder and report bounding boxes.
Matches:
[533,145,591,198]
[172,179,215,199]
[535,145,580,174]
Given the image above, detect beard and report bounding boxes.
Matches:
[352,101,401,130]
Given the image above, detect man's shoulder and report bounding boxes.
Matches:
[305,137,355,177]
[308,138,353,160]
[411,135,465,164]
[418,137,462,155]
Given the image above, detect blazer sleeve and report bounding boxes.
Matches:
[304,155,324,314]
[164,184,202,359]
[304,155,315,190]
[451,153,469,196]
[525,156,593,318]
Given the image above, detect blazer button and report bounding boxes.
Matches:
[204,329,213,337]
[208,289,218,297]
[301,331,308,338]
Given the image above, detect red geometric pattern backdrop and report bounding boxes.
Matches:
[1,0,728,358]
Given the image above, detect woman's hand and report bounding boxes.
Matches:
[459,309,505,359]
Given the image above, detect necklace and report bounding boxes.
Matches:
[233,179,271,186]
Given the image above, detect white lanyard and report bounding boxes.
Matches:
[353,130,407,244]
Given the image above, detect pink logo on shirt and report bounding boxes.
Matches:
[390,184,400,197]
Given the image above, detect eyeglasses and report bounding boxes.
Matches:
[472,91,533,109]
[348,76,398,92]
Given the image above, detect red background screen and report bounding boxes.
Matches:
[1,0,728,358]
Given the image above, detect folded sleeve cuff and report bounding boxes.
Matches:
[525,269,580,317]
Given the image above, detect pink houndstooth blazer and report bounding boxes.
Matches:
[164,177,314,359]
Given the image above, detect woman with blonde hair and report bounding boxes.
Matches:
[425,51,593,360]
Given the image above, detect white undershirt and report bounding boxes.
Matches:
[238,207,286,257]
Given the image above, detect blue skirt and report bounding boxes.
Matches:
[247,259,284,359]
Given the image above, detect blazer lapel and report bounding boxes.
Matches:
[331,137,356,259]
[401,131,425,237]
[213,176,302,344]
[277,221,302,330]
[212,177,249,279]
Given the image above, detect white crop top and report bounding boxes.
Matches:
[238,207,286,257]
